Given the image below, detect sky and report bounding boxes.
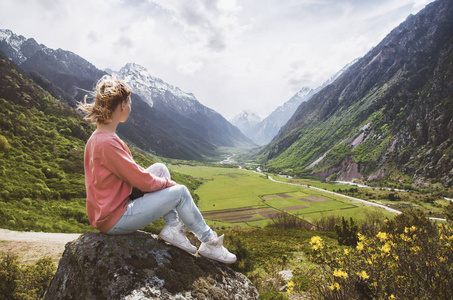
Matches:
[0,0,434,120]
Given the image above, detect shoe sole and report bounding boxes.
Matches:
[197,251,237,264]
[159,234,197,254]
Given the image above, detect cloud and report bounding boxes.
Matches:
[176,61,204,76]
[153,0,244,53]
[0,0,436,120]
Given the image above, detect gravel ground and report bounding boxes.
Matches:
[0,228,81,265]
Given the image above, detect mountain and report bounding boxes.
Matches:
[243,59,359,146]
[0,29,106,105]
[116,63,254,150]
[251,87,315,145]
[0,29,254,160]
[258,0,453,187]
[230,110,262,139]
[0,29,46,65]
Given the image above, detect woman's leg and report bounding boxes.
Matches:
[108,184,213,241]
[108,163,213,242]
[145,163,178,225]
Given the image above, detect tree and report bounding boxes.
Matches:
[335,217,359,246]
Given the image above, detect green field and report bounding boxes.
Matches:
[169,165,393,227]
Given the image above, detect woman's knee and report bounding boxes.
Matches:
[146,163,170,179]
[170,184,192,203]
[172,184,189,195]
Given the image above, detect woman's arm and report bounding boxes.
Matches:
[101,138,175,191]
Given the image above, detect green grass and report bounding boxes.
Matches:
[170,164,396,227]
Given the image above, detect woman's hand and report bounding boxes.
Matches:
[167,180,177,187]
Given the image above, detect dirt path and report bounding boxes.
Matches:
[0,229,81,265]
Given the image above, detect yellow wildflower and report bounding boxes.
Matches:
[410,225,417,232]
[310,236,322,245]
[286,281,294,294]
[439,257,446,263]
[357,270,370,279]
[358,233,365,241]
[377,232,388,242]
[310,236,323,251]
[389,294,396,299]
[381,242,392,253]
[333,269,348,279]
[410,246,421,253]
[404,227,410,234]
[400,234,411,242]
[329,282,340,291]
[344,248,351,255]
[357,242,364,251]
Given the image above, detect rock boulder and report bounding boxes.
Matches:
[44,231,258,299]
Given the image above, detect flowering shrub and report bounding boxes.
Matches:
[309,224,453,299]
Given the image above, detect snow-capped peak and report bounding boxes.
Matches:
[115,62,199,112]
[230,110,261,126]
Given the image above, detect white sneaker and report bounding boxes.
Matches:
[198,234,237,264]
[159,222,197,254]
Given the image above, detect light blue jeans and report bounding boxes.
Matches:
[107,163,213,242]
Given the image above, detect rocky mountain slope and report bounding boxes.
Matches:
[238,59,359,146]
[116,63,254,150]
[258,0,453,187]
[251,87,315,145]
[0,29,254,160]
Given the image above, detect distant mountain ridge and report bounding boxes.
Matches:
[230,110,262,140]
[116,63,252,149]
[258,0,453,187]
[234,58,359,145]
[0,29,105,103]
[0,29,254,160]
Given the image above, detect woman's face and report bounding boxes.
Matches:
[120,95,132,122]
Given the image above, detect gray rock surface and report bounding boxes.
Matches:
[44,231,258,299]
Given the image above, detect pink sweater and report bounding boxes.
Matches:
[84,130,171,232]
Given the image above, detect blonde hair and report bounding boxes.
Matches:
[78,75,132,124]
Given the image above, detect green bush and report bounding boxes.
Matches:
[0,135,10,153]
[334,217,359,247]
[268,213,312,230]
[14,257,56,300]
[259,290,289,300]
[0,252,56,299]
[444,201,453,223]
[0,252,21,299]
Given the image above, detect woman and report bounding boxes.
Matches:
[79,75,236,264]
